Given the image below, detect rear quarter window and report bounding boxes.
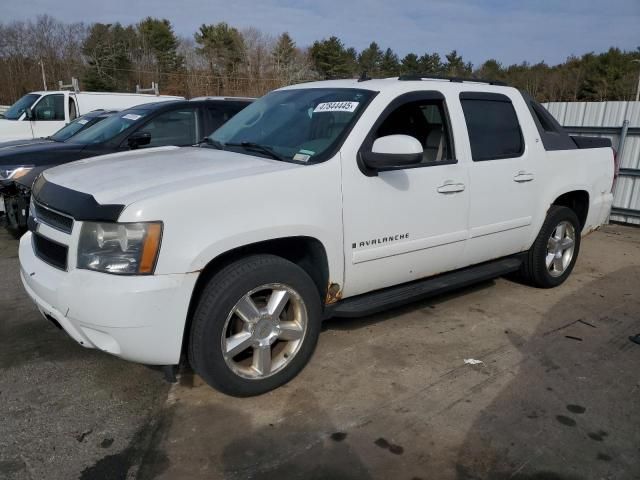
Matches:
[460,92,524,161]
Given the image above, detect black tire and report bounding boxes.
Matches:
[521,205,581,288]
[188,254,322,397]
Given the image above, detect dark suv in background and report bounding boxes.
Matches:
[0,98,252,231]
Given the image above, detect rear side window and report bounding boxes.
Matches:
[207,103,246,134]
[460,93,523,161]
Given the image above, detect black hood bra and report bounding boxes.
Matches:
[32,175,124,222]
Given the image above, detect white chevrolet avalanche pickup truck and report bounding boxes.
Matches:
[19,76,616,396]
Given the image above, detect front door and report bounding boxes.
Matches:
[30,93,66,138]
[341,92,470,297]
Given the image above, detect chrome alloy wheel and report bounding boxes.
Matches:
[546,220,576,277]
[221,283,308,380]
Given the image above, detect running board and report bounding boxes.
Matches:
[326,257,522,318]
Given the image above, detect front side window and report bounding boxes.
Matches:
[373,99,454,163]
[210,88,374,163]
[140,108,199,148]
[33,94,65,121]
[68,110,148,145]
[2,94,40,120]
[460,93,524,161]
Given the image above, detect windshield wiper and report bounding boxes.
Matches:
[226,142,286,162]
[199,137,225,150]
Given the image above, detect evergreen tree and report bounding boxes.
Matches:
[357,41,383,76]
[418,53,444,74]
[309,36,353,79]
[445,50,472,76]
[82,23,135,91]
[272,32,296,71]
[400,53,420,74]
[475,59,504,80]
[195,22,245,75]
[344,47,359,75]
[380,48,400,76]
[138,17,183,73]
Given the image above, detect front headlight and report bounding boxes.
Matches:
[77,222,163,275]
[0,165,34,181]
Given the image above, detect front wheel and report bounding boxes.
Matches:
[188,254,322,396]
[521,205,581,288]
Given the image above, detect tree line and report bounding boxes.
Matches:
[0,15,638,105]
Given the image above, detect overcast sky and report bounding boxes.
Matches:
[3,0,639,66]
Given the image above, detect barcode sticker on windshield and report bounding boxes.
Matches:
[314,101,359,113]
[122,114,142,121]
[77,119,88,125]
[293,153,311,162]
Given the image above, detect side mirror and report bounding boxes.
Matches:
[24,107,34,121]
[127,131,151,149]
[361,134,423,171]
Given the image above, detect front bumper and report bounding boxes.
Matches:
[19,232,199,365]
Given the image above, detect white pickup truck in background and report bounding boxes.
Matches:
[0,89,183,142]
[19,75,616,396]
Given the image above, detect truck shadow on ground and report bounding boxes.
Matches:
[453,266,640,480]
[135,389,373,480]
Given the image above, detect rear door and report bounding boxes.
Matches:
[460,91,537,266]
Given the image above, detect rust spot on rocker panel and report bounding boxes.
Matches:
[325,282,342,305]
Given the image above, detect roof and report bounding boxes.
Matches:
[124,98,254,112]
[189,96,255,102]
[279,77,518,96]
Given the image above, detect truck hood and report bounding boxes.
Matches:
[0,119,33,142]
[43,146,300,206]
[0,138,54,150]
[0,140,85,165]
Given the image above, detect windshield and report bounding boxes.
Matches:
[210,88,374,163]
[68,110,148,145]
[3,94,40,120]
[50,115,106,142]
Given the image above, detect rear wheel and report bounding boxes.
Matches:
[188,254,322,396]
[521,206,581,288]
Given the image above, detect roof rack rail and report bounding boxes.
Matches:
[136,82,160,96]
[398,74,507,86]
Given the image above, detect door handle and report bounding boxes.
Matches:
[514,172,534,183]
[437,182,466,194]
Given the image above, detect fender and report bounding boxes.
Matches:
[529,184,592,247]
[189,226,343,287]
